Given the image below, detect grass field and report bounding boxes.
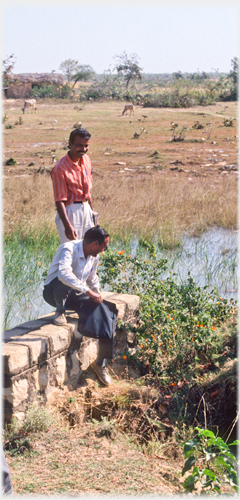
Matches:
[3,98,238,245]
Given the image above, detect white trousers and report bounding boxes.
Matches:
[55,202,94,244]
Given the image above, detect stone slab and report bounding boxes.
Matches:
[6,332,48,367]
[4,343,30,375]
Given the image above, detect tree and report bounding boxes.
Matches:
[59,59,79,82]
[173,71,183,80]
[2,54,16,87]
[72,65,96,88]
[229,57,239,84]
[114,51,142,88]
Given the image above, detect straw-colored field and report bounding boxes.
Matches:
[3,98,238,245]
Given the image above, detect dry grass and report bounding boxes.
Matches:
[3,99,238,244]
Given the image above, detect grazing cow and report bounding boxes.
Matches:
[22,99,37,114]
[122,104,134,116]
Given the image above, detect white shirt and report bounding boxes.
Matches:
[44,239,100,294]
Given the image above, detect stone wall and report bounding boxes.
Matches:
[3,291,139,425]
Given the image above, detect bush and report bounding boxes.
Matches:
[98,245,236,381]
[182,427,239,494]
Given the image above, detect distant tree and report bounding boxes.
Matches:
[229,57,239,84]
[59,59,79,82]
[114,51,142,88]
[2,54,16,87]
[72,65,96,88]
[173,71,183,80]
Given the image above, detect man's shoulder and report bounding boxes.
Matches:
[51,154,70,175]
[62,239,82,251]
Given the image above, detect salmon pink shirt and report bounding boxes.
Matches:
[51,153,92,206]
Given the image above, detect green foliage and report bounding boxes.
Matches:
[72,65,96,85]
[59,58,79,82]
[3,228,59,329]
[4,397,55,455]
[182,427,239,494]
[23,398,55,432]
[2,53,16,87]
[114,51,142,88]
[31,83,72,99]
[98,245,236,380]
[5,157,16,165]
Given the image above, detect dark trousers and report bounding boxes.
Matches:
[43,278,118,359]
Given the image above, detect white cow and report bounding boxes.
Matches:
[122,104,135,116]
[22,99,37,114]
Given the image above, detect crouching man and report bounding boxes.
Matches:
[43,225,117,386]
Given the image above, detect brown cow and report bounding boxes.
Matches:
[122,104,134,116]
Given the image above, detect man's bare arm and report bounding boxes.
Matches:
[86,289,103,303]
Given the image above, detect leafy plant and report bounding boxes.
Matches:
[22,397,55,433]
[182,427,239,494]
[99,246,236,380]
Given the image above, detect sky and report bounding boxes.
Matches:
[2,1,239,76]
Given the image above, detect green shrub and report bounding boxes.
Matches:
[182,427,239,494]
[5,157,16,165]
[98,246,236,381]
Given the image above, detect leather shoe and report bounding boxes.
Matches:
[53,311,67,326]
[91,360,111,385]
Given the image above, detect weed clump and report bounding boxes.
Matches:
[5,157,17,165]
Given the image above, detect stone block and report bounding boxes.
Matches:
[101,291,139,322]
[9,332,48,367]
[70,350,81,378]
[55,356,67,386]
[3,344,30,375]
[5,378,29,407]
[77,337,98,371]
[39,324,72,356]
[3,316,57,342]
[33,366,49,392]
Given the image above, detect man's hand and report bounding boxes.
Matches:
[56,201,78,240]
[86,289,103,303]
[65,224,78,241]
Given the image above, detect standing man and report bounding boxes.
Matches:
[43,226,118,386]
[51,128,95,244]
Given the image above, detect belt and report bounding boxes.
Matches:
[73,200,88,204]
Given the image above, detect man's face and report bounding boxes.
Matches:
[69,136,90,162]
[91,237,109,257]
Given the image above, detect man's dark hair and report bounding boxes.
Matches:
[84,225,109,245]
[69,128,91,144]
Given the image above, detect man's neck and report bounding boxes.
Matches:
[83,242,90,258]
[68,151,82,165]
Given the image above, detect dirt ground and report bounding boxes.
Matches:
[3,98,238,177]
[3,98,238,243]
[5,355,237,496]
